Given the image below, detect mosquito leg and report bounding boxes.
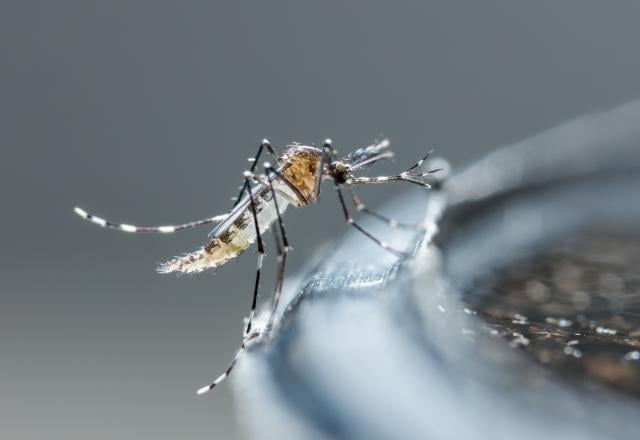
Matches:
[197,175,266,395]
[345,172,438,188]
[244,173,266,336]
[406,150,434,173]
[268,217,288,324]
[325,140,408,254]
[243,163,293,328]
[346,151,441,188]
[194,302,266,395]
[233,139,278,206]
[244,166,291,327]
[264,164,291,250]
[264,166,309,205]
[269,245,288,328]
[196,329,263,395]
[264,164,291,328]
[196,340,243,395]
[334,184,409,257]
[346,186,423,230]
[73,207,227,233]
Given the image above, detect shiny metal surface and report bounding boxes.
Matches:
[234,100,640,439]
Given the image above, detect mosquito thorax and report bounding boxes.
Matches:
[280,146,325,204]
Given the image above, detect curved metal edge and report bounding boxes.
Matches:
[232,99,640,440]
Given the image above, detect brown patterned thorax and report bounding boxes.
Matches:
[280,146,324,205]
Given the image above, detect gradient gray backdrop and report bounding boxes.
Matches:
[3,2,640,439]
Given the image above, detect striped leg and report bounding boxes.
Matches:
[346,186,424,230]
[269,239,288,329]
[346,151,441,188]
[73,207,227,233]
[242,166,291,327]
[197,174,266,395]
[264,164,291,328]
[232,139,278,206]
[197,340,246,395]
[324,140,409,256]
[334,183,409,258]
[243,174,266,336]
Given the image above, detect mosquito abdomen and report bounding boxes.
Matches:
[158,193,290,274]
[156,226,253,274]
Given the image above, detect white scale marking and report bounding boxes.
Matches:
[92,217,107,227]
[197,385,214,395]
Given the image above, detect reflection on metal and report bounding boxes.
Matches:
[467,232,640,397]
[234,100,640,440]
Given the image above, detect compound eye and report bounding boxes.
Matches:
[331,163,350,184]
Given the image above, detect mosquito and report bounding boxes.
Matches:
[74,138,441,394]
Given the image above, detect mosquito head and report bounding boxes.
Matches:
[324,139,395,184]
[327,160,352,184]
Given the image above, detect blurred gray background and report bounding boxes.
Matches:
[2,1,640,439]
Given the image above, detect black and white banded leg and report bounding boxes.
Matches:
[233,139,278,206]
[73,207,227,233]
[346,151,441,188]
[241,165,292,328]
[198,166,294,395]
[322,140,400,255]
[334,184,409,258]
[346,186,424,230]
[263,163,291,328]
[269,228,288,328]
[197,339,247,395]
[243,172,267,337]
[197,173,267,395]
